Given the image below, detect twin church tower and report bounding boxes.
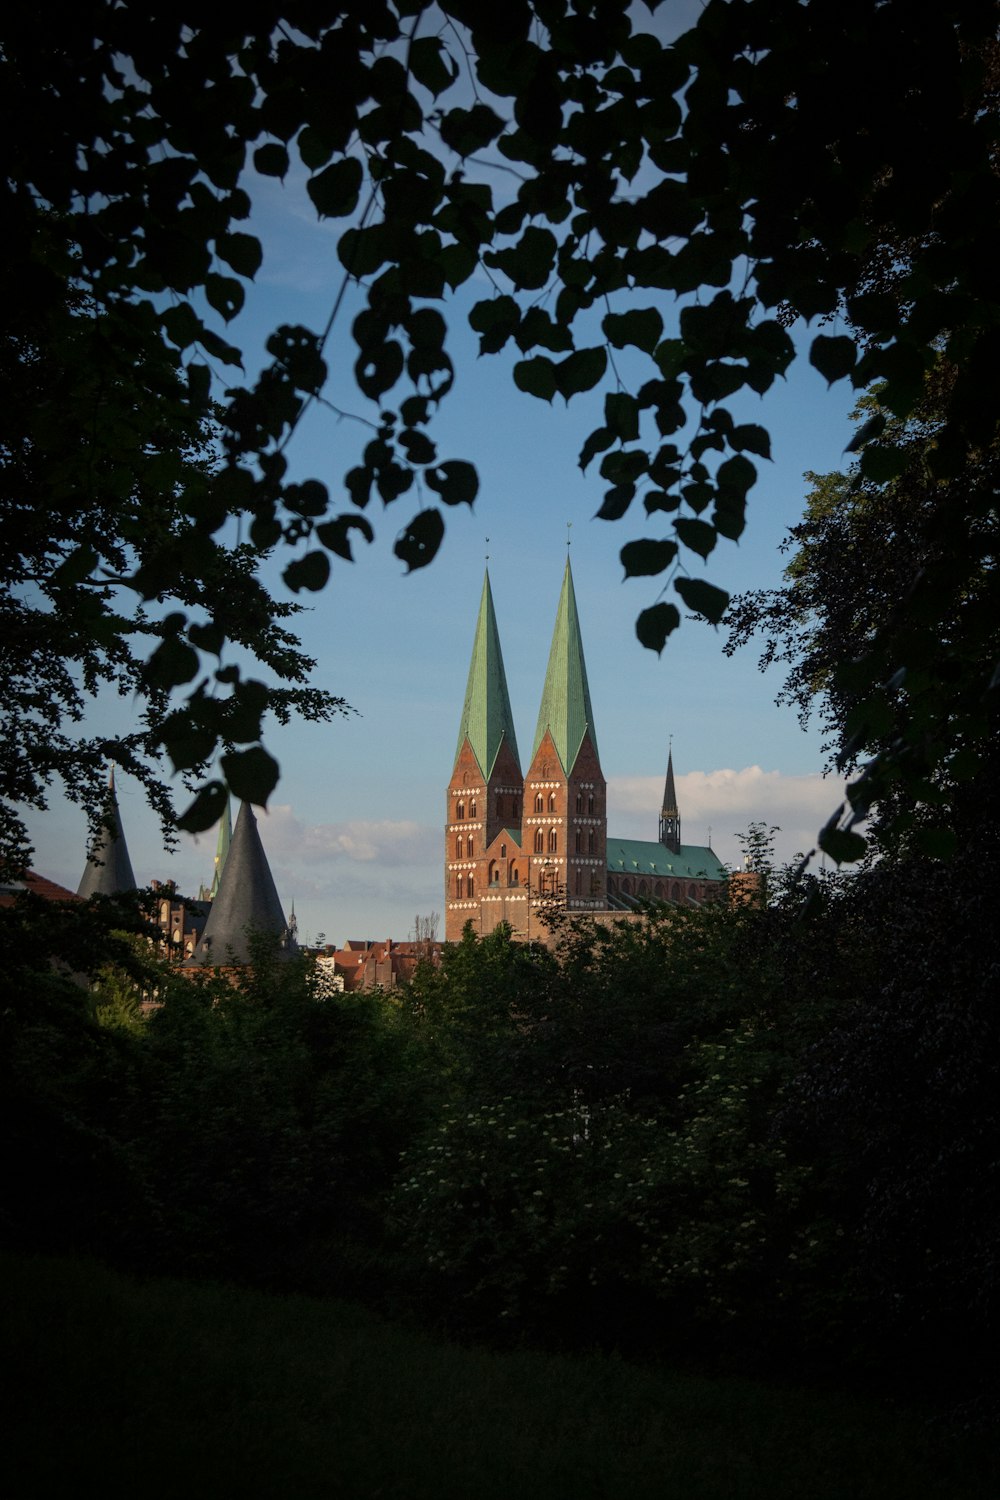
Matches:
[446,560,726,942]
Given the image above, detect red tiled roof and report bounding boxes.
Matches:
[0,870,81,907]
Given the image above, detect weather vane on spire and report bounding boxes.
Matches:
[566,521,573,549]
[485,535,490,563]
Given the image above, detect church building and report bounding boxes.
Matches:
[445,561,727,943]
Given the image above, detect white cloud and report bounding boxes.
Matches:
[254,805,434,867]
[608,766,851,867]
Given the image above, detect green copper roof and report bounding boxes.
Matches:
[532,558,599,773]
[454,571,520,777]
[606,838,727,882]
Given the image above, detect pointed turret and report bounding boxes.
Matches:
[209,795,232,899]
[77,767,137,897]
[523,558,606,918]
[532,557,599,775]
[445,571,525,942]
[454,571,520,778]
[186,802,293,966]
[659,744,681,854]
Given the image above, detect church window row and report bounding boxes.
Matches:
[496,795,519,820]
[574,792,597,814]
[454,834,476,858]
[454,873,476,899]
[574,830,597,854]
[455,798,478,820]
[532,829,559,853]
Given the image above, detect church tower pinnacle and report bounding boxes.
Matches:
[524,557,606,913]
[77,766,138,897]
[445,570,525,941]
[659,743,681,854]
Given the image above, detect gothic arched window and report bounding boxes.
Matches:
[467,873,475,898]
[576,792,583,813]
[456,801,465,820]
[575,830,582,854]
[535,792,543,813]
[588,830,595,853]
[466,834,474,857]
[534,829,544,853]
[548,828,558,853]
[548,791,556,813]
[470,799,477,817]
[455,836,462,858]
[588,794,594,814]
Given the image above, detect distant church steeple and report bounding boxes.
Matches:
[445,569,525,941]
[209,794,232,899]
[531,557,599,776]
[524,556,606,911]
[659,743,681,854]
[77,766,138,897]
[186,801,293,966]
[454,570,520,780]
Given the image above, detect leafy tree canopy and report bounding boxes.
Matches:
[2,0,997,858]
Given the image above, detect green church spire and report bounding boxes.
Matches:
[532,558,599,773]
[454,570,520,778]
[209,794,232,899]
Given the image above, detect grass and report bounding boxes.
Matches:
[3,1251,995,1499]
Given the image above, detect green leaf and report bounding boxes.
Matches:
[221,745,280,807]
[636,603,681,654]
[410,36,458,97]
[439,103,505,157]
[307,157,364,219]
[674,576,729,623]
[579,426,614,471]
[205,273,244,322]
[595,486,635,520]
[53,545,98,586]
[426,460,479,506]
[513,356,557,402]
[162,302,203,350]
[177,781,229,835]
[284,551,331,593]
[717,453,757,493]
[316,514,375,561]
[604,392,640,442]
[143,636,199,690]
[730,423,771,458]
[621,539,677,578]
[216,232,262,279]
[674,518,717,559]
[602,307,664,354]
[394,508,445,571]
[254,142,290,178]
[469,294,520,354]
[809,334,857,384]
[555,346,607,400]
[818,826,868,864]
[844,411,887,453]
[162,713,216,773]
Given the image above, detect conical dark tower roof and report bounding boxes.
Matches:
[77,768,137,897]
[186,801,293,966]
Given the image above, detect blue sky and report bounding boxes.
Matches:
[24,13,864,943]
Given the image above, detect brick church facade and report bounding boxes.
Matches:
[445,561,727,943]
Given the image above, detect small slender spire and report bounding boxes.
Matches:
[77,767,137,897]
[532,557,599,773]
[659,741,681,854]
